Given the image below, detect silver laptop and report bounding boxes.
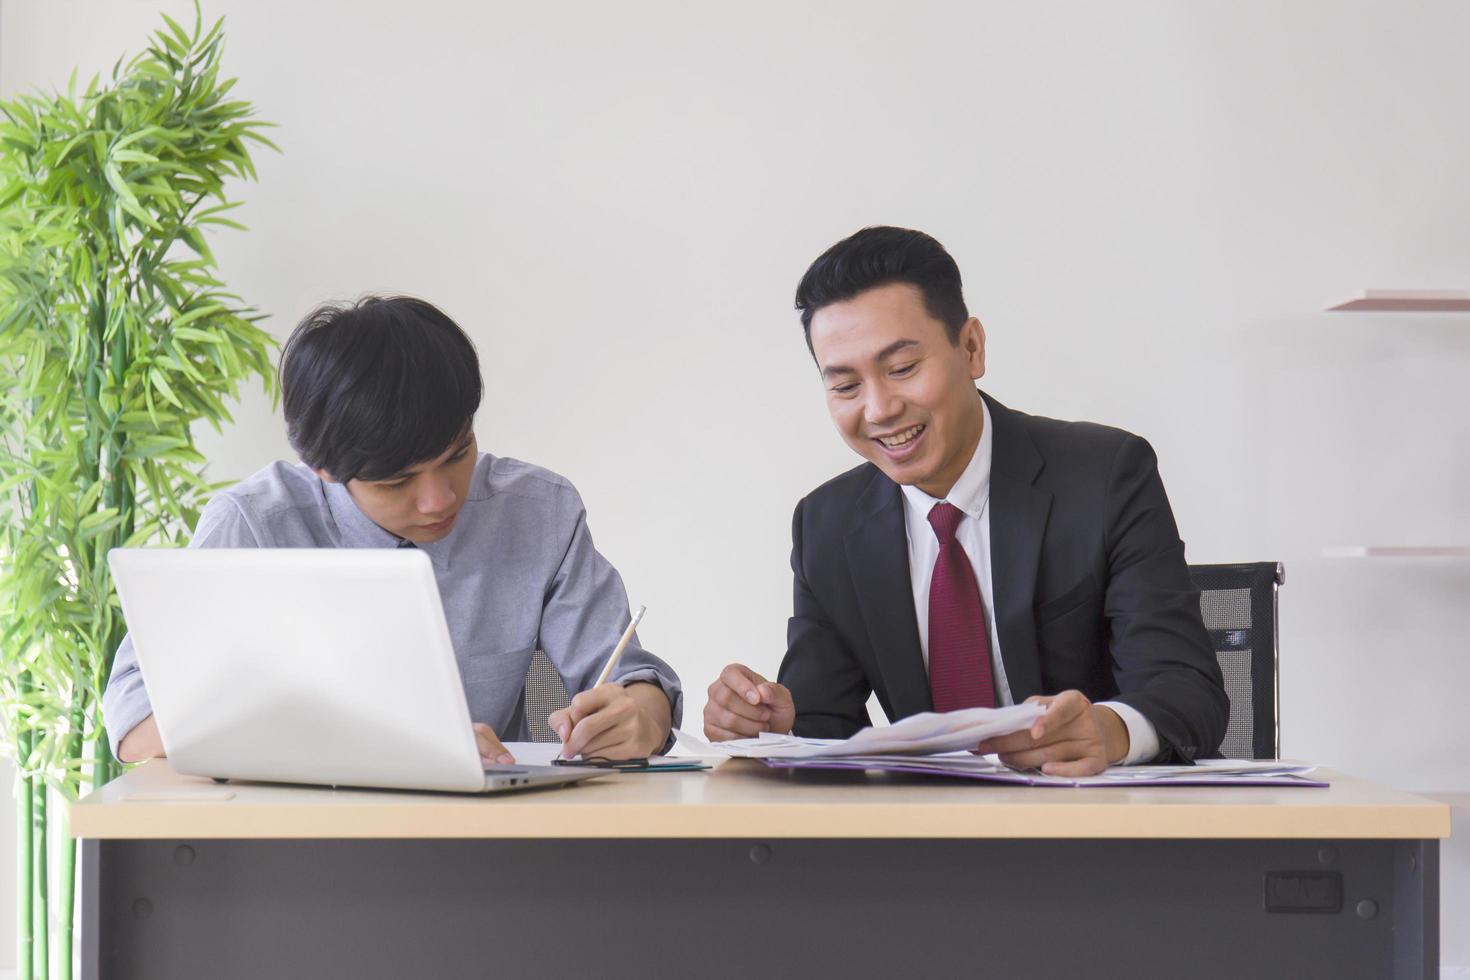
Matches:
[108,548,609,794]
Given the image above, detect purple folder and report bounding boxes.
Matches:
[760,756,1330,788]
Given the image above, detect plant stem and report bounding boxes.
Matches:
[53,701,85,980]
[17,716,33,980]
[57,805,77,980]
[32,778,48,979]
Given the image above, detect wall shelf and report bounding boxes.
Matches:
[1323,546,1470,558]
[1325,290,1470,312]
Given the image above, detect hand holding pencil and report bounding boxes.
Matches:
[548,605,671,760]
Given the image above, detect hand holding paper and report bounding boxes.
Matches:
[973,691,1129,777]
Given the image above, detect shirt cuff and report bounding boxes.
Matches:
[1098,701,1160,766]
[615,667,683,754]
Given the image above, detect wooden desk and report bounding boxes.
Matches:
[73,760,1449,979]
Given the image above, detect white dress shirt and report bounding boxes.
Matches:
[899,399,1160,765]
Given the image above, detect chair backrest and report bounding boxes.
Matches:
[1187,562,1284,760]
[523,648,572,742]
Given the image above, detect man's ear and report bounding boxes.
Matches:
[960,317,986,380]
[314,467,339,484]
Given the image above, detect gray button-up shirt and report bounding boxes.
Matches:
[103,453,683,756]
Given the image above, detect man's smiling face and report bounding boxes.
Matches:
[809,282,987,499]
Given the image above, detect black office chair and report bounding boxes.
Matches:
[1187,562,1284,760]
[523,649,572,742]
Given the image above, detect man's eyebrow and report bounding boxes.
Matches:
[876,339,920,361]
[380,435,474,482]
[820,339,920,381]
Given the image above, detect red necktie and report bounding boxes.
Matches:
[926,502,996,711]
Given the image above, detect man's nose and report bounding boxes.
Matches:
[863,382,902,427]
[418,477,456,515]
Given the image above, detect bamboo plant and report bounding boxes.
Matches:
[0,7,277,976]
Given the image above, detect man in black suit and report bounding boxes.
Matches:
[704,227,1226,774]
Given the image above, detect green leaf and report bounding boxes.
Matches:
[168,326,216,344]
[159,11,192,48]
[170,303,224,329]
[147,366,183,409]
[109,149,160,165]
[77,510,127,541]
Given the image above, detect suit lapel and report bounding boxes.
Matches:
[843,470,932,718]
[984,393,1050,702]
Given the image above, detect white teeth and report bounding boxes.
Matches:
[878,425,924,448]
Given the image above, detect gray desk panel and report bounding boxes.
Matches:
[84,836,1437,980]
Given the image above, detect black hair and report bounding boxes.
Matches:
[794,226,970,352]
[280,295,482,483]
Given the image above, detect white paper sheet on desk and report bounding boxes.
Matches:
[502,742,566,765]
[672,702,1047,759]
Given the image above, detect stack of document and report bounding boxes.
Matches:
[676,703,1047,758]
[674,704,1326,787]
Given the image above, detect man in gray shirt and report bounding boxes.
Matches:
[105,296,681,763]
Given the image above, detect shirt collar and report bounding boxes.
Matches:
[900,394,993,522]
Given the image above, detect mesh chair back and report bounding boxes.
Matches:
[523,648,572,742]
[1187,562,1284,759]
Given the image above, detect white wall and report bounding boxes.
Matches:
[3,0,1469,969]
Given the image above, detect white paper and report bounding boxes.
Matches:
[501,741,565,765]
[672,702,1047,759]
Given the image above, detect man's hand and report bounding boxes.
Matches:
[973,690,1129,777]
[703,664,795,741]
[550,681,671,760]
[117,714,165,763]
[473,722,515,765]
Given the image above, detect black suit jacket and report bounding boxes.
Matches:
[778,391,1228,763]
